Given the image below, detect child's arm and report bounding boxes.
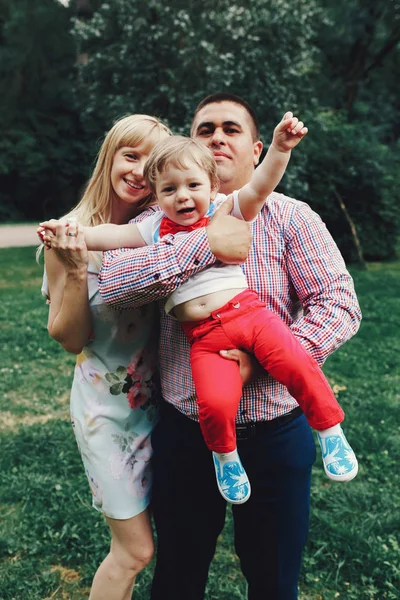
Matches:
[39,221,147,251]
[238,112,308,221]
[82,223,146,251]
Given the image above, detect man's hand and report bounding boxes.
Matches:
[219,349,264,386]
[272,112,308,153]
[206,197,252,264]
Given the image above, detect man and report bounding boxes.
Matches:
[99,93,361,599]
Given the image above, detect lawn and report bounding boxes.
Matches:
[0,247,399,600]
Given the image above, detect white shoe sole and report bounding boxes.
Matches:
[216,480,252,504]
[323,460,359,482]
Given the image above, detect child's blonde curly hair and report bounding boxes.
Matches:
[144,136,219,194]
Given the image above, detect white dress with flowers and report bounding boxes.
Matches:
[42,259,159,519]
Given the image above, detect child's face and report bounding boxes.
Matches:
[155,161,216,226]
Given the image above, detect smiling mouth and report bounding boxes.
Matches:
[124,179,145,190]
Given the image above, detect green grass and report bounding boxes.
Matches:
[0,247,399,599]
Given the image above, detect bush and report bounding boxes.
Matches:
[0,0,89,221]
[293,111,400,261]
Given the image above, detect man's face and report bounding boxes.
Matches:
[191,101,263,195]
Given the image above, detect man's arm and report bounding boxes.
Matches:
[286,202,361,365]
[98,200,252,309]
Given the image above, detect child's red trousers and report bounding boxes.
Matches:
[181,289,344,453]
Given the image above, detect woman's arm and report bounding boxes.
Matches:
[44,223,92,354]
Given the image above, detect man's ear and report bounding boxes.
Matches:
[253,141,263,166]
[210,182,219,200]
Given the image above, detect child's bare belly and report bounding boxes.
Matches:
[174,288,246,322]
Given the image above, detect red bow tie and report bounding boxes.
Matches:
[159,215,210,238]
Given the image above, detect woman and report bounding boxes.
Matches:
[41,114,171,599]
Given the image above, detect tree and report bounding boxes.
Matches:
[73,0,321,137]
[0,0,88,220]
[316,0,400,120]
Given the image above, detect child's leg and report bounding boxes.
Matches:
[245,308,344,430]
[190,342,241,454]
[226,302,358,482]
[190,335,251,504]
[316,425,358,482]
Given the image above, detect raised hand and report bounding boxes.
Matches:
[272,111,308,153]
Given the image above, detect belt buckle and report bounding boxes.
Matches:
[236,424,247,440]
[236,422,255,440]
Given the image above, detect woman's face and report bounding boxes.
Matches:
[110,140,154,208]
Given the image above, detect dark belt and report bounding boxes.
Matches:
[236,406,303,440]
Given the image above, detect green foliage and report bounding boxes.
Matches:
[73,0,321,136]
[295,111,400,261]
[1,0,399,259]
[0,247,399,599]
[316,0,400,119]
[72,0,400,260]
[0,0,89,221]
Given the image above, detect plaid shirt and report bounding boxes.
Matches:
[99,192,361,423]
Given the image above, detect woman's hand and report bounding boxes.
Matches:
[38,218,89,273]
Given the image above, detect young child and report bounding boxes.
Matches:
[40,113,358,504]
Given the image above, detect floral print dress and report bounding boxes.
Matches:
[42,259,159,519]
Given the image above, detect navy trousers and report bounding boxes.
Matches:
[150,402,316,600]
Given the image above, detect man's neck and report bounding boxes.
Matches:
[218,179,249,196]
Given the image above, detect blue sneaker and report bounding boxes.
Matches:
[317,427,358,482]
[212,452,251,504]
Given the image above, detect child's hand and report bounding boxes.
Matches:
[37,217,78,249]
[272,112,308,153]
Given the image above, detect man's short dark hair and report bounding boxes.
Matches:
[192,93,260,140]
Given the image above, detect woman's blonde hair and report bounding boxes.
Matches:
[144,136,219,194]
[72,114,172,226]
[36,114,172,263]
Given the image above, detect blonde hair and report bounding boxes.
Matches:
[37,114,172,263]
[72,114,172,226]
[144,136,219,194]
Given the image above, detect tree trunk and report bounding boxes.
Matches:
[333,189,367,269]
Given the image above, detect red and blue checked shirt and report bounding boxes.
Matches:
[99,192,362,424]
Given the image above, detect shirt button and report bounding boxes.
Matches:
[154,273,160,280]
[194,259,200,265]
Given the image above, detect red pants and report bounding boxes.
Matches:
[181,289,344,453]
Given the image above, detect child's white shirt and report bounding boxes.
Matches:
[137,191,252,315]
